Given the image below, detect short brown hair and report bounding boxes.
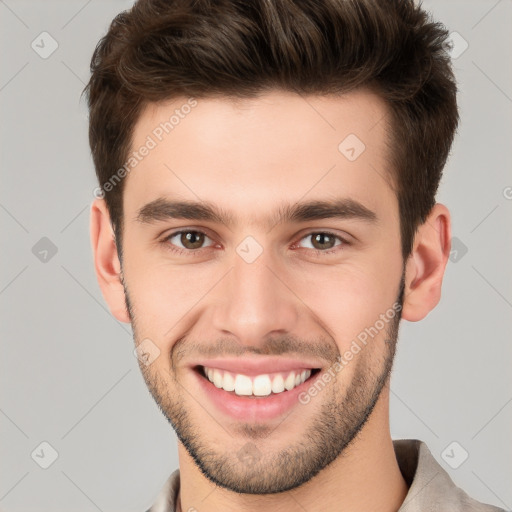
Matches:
[84,0,459,261]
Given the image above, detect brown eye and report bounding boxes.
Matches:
[296,232,346,253]
[165,230,215,252]
[180,231,205,249]
[310,233,337,250]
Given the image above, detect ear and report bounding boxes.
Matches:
[401,203,451,322]
[90,198,131,323]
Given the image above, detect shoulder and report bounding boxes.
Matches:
[394,439,507,512]
[145,469,180,512]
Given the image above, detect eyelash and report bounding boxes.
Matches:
[160,229,349,257]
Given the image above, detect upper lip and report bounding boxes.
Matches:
[192,356,322,376]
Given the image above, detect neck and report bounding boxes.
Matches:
[176,387,408,512]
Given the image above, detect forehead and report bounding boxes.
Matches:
[123,89,395,225]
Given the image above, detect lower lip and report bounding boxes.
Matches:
[193,367,320,422]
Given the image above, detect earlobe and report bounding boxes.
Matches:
[401,203,451,322]
[90,199,131,323]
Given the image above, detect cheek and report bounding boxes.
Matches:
[124,257,217,348]
[288,258,402,348]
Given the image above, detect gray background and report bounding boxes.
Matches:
[1,0,511,510]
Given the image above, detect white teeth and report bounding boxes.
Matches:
[271,374,285,393]
[253,375,272,396]
[284,372,296,391]
[222,371,235,392]
[234,374,253,396]
[213,369,223,388]
[203,366,314,396]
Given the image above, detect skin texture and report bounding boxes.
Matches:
[90,89,451,512]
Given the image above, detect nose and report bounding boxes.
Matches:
[211,246,299,348]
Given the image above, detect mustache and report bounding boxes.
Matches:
[172,334,339,365]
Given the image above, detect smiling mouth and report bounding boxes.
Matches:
[194,365,321,398]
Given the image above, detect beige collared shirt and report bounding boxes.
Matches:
[146,439,506,512]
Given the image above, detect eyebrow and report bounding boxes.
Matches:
[135,196,378,230]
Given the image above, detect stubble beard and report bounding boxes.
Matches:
[122,270,404,494]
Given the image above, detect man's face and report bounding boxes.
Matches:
[119,89,405,493]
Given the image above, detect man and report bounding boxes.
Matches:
[85,0,504,510]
